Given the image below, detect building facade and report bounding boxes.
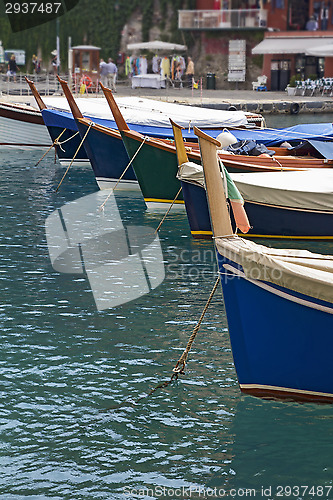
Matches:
[179,0,333,89]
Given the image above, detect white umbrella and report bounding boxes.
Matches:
[127,40,187,52]
[306,43,333,57]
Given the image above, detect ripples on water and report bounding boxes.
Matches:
[0,145,333,500]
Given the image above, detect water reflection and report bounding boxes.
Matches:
[45,190,165,310]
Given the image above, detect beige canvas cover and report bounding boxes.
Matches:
[177,161,205,187]
[179,164,333,212]
[216,236,333,305]
[231,169,333,212]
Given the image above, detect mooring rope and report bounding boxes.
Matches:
[98,136,149,212]
[55,131,80,152]
[101,275,220,412]
[55,122,93,192]
[172,275,220,376]
[154,186,182,234]
[35,128,66,166]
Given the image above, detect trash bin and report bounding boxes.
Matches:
[206,73,216,90]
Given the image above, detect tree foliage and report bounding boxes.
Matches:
[0,0,195,69]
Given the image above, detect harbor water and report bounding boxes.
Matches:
[1,113,333,499]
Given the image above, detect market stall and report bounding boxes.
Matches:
[126,40,187,89]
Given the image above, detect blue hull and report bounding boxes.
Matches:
[47,125,89,164]
[181,180,333,240]
[75,120,136,185]
[217,252,333,403]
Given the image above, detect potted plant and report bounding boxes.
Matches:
[286,75,298,95]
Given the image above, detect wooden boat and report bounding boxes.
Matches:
[25,78,91,167]
[195,126,333,404]
[172,120,333,240]
[100,84,333,210]
[56,77,137,190]
[0,100,51,148]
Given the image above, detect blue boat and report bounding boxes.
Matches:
[194,126,333,404]
[172,121,333,240]
[57,77,138,190]
[25,78,89,166]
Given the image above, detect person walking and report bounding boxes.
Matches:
[99,58,108,86]
[51,52,58,75]
[106,58,117,92]
[185,56,194,88]
[7,54,19,82]
[32,54,38,74]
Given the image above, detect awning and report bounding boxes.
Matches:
[306,43,333,56]
[127,40,187,52]
[252,37,333,55]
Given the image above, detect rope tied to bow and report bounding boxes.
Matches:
[55,122,93,192]
[35,128,67,166]
[98,136,149,212]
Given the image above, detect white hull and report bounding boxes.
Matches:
[0,114,51,147]
[145,201,185,212]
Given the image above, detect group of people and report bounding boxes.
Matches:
[99,58,118,92]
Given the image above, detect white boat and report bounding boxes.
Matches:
[0,101,51,148]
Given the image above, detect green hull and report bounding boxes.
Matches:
[121,132,201,204]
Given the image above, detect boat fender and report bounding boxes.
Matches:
[215,129,238,150]
[80,75,93,89]
[290,102,300,115]
[228,105,237,111]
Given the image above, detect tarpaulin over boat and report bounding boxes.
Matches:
[39,97,333,144]
[229,123,333,146]
[40,96,249,129]
[216,235,333,305]
[231,169,333,212]
[288,139,333,160]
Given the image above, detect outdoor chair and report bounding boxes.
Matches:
[252,75,267,91]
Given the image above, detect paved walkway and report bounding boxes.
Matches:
[113,84,333,114]
[2,79,333,114]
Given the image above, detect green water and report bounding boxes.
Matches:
[0,132,333,499]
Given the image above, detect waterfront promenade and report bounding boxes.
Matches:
[1,75,332,114]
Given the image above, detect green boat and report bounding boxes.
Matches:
[99,83,315,209]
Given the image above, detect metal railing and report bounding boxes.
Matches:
[0,72,133,97]
[0,72,64,96]
[178,9,267,30]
